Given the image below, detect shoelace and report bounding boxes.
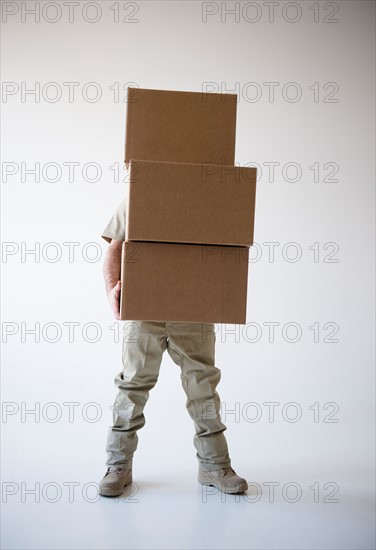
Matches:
[212,466,237,478]
[106,467,127,476]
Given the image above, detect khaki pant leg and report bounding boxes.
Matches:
[166,322,232,472]
[105,321,167,468]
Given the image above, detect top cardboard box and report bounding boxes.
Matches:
[124,87,237,167]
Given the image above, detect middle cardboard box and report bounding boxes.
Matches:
[125,159,257,246]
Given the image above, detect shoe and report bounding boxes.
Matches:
[198,466,248,494]
[99,466,133,497]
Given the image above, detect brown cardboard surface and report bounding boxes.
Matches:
[124,87,237,167]
[126,159,257,246]
[120,241,249,324]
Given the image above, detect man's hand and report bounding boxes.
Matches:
[107,280,122,320]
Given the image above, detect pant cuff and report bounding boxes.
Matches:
[197,460,232,472]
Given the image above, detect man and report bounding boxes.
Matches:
[98,197,248,497]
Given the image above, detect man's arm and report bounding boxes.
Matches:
[104,239,123,320]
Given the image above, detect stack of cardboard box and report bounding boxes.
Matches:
[120,87,257,324]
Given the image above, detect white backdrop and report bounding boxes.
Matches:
[1,1,375,549]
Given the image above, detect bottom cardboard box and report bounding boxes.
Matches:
[120,241,249,324]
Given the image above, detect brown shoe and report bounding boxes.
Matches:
[198,466,248,494]
[99,466,133,497]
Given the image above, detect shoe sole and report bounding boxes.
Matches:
[198,477,248,494]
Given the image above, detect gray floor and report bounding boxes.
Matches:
[1,443,374,550]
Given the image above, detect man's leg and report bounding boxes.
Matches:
[166,321,232,472]
[105,320,167,468]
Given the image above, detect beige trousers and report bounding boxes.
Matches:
[105,321,232,472]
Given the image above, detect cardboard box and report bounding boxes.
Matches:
[124,87,237,167]
[120,241,249,324]
[125,159,257,246]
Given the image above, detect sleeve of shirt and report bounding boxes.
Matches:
[101,197,127,244]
